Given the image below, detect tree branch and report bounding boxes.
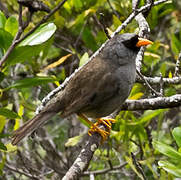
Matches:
[174,50,181,76]
[131,152,147,180]
[120,94,181,111]
[83,162,127,176]
[0,4,24,68]
[62,133,101,180]
[136,71,162,96]
[136,75,181,85]
[18,0,68,43]
[5,163,39,179]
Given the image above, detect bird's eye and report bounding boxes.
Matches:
[122,35,139,51]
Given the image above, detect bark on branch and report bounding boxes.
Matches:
[62,133,101,180]
[121,94,181,111]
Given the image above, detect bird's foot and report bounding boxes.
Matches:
[88,118,116,143]
[98,118,116,131]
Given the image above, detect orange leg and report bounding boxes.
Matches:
[78,113,116,143]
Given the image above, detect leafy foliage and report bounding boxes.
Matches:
[0,0,181,179]
[153,127,181,177]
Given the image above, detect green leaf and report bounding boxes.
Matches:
[5,23,57,66]
[5,76,57,90]
[13,105,24,131]
[0,133,10,138]
[19,23,57,46]
[0,71,5,82]
[148,6,158,29]
[74,0,83,11]
[125,156,145,180]
[153,140,181,161]
[78,115,90,128]
[79,52,89,67]
[171,34,181,54]
[0,116,6,133]
[65,134,83,147]
[172,127,181,147]
[0,108,20,119]
[82,27,97,51]
[4,143,17,152]
[6,45,43,66]
[160,61,167,77]
[0,11,6,29]
[63,1,72,14]
[113,14,122,29]
[5,16,18,36]
[0,29,13,51]
[0,141,7,151]
[45,44,60,60]
[0,155,6,174]
[159,3,174,18]
[128,109,165,125]
[0,47,3,59]
[158,160,181,177]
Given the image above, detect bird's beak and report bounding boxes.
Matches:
[136,38,153,47]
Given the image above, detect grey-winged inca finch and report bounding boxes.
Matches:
[12,33,152,145]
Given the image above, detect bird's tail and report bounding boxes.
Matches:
[12,111,56,145]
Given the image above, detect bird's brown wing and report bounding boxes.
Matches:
[61,56,119,117]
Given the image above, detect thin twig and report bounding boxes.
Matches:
[54,42,74,54]
[74,20,87,48]
[174,51,181,76]
[159,73,164,96]
[136,70,162,96]
[131,152,147,180]
[18,4,23,30]
[0,0,9,17]
[23,11,33,29]
[92,13,111,39]
[5,164,39,179]
[99,13,111,39]
[145,126,153,148]
[83,162,127,175]
[18,0,68,43]
[107,0,120,19]
[0,4,24,68]
[107,146,113,169]
[132,0,141,10]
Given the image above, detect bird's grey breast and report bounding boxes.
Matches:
[116,61,136,103]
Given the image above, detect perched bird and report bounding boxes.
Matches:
[12,33,152,145]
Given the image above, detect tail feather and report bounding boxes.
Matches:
[12,111,56,145]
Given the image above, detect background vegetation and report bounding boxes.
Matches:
[0,0,181,179]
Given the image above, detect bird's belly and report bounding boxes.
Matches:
[82,70,135,118]
[82,86,130,118]
[83,99,118,118]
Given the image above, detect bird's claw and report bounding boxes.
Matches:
[88,118,116,143]
[98,118,116,131]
